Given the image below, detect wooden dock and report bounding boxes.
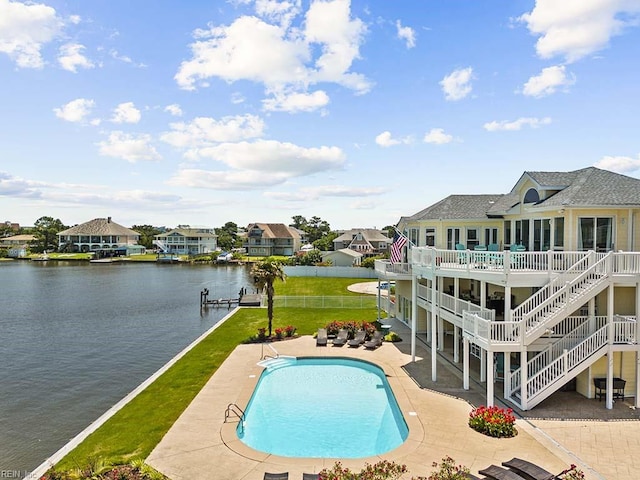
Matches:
[200,288,262,308]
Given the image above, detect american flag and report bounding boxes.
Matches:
[390,231,407,264]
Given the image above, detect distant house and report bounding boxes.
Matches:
[154,227,217,255]
[0,234,36,258]
[245,223,302,257]
[332,229,392,257]
[322,248,363,267]
[57,217,144,254]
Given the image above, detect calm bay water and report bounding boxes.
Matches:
[0,261,252,474]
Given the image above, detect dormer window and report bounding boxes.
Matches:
[524,188,540,204]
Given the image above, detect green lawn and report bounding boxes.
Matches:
[275,276,374,296]
[55,281,378,470]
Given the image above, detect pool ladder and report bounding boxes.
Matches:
[225,403,245,433]
[261,342,279,360]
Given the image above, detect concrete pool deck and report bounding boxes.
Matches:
[146,326,600,480]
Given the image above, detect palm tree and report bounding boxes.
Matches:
[251,258,286,338]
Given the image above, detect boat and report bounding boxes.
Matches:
[217,252,233,263]
[32,253,50,262]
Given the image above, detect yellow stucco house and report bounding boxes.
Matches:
[376,167,640,411]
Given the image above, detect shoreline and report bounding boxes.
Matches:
[28,308,241,479]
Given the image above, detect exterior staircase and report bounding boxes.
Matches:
[512,252,611,345]
[153,239,169,253]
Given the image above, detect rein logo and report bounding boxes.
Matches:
[0,472,22,479]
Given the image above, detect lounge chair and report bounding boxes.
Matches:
[501,458,556,480]
[316,328,327,346]
[302,474,318,480]
[264,473,288,480]
[455,243,468,264]
[364,330,384,349]
[347,330,367,347]
[332,328,348,346]
[478,465,526,480]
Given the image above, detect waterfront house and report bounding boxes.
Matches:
[322,248,363,267]
[245,223,301,257]
[57,217,143,254]
[376,167,640,411]
[333,228,392,257]
[0,234,36,257]
[153,226,218,255]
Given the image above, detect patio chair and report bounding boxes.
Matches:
[364,330,384,349]
[316,328,328,346]
[487,243,502,266]
[478,465,525,480]
[264,473,288,480]
[455,243,468,264]
[332,328,348,346]
[348,330,367,347]
[501,458,556,480]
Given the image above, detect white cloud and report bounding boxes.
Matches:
[375,131,400,147]
[161,114,265,149]
[196,140,344,175]
[231,92,246,104]
[594,154,640,173]
[175,0,371,110]
[109,49,146,68]
[111,102,141,124]
[97,131,161,163]
[484,117,552,132]
[396,20,416,48]
[262,90,329,112]
[0,0,63,68]
[423,128,453,144]
[521,65,576,97]
[519,0,640,63]
[0,171,43,198]
[265,184,386,201]
[440,67,473,101]
[53,98,95,123]
[168,169,290,190]
[58,43,94,72]
[164,104,183,117]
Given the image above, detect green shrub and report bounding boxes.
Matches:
[384,331,402,342]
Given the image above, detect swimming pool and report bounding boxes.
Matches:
[237,357,409,458]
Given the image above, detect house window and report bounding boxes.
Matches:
[409,228,419,246]
[533,219,551,251]
[503,221,511,246]
[466,228,479,248]
[425,228,436,247]
[554,217,564,249]
[578,217,613,251]
[484,228,498,246]
[524,188,540,203]
[515,219,530,248]
[447,228,461,249]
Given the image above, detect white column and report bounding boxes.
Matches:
[431,277,438,382]
[480,281,486,309]
[504,353,511,398]
[636,351,640,409]
[463,338,470,390]
[454,326,460,363]
[480,349,486,382]
[411,274,418,362]
[504,286,512,322]
[438,276,444,351]
[487,351,495,407]
[606,284,615,409]
[520,349,528,410]
[636,282,640,408]
[606,347,614,410]
[377,279,381,321]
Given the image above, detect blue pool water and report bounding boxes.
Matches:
[238,357,409,458]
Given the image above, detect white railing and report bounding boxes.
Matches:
[516,254,611,339]
[153,239,169,252]
[272,296,376,308]
[374,260,412,276]
[417,287,495,321]
[463,311,517,345]
[614,315,638,343]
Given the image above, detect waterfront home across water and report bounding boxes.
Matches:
[376,167,640,411]
[57,217,143,254]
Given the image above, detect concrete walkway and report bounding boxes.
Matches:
[147,327,592,480]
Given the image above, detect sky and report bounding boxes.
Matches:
[1,0,640,231]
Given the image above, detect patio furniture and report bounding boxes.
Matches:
[332,329,348,346]
[478,465,526,480]
[455,243,468,264]
[316,328,327,346]
[348,330,367,347]
[501,458,555,480]
[264,473,289,480]
[593,377,626,401]
[364,330,384,349]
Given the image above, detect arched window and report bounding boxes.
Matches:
[524,188,539,204]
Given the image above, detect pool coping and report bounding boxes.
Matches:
[219,356,424,463]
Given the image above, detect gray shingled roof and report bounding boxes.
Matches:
[248,223,300,239]
[58,218,140,236]
[531,167,640,207]
[407,194,505,220]
[334,229,391,243]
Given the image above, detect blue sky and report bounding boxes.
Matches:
[1,0,639,230]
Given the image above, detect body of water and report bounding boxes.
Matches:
[0,260,252,474]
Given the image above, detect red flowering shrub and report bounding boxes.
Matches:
[284,325,296,337]
[468,405,517,438]
[558,465,585,480]
[324,320,377,339]
[274,327,284,339]
[412,456,471,480]
[319,460,407,480]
